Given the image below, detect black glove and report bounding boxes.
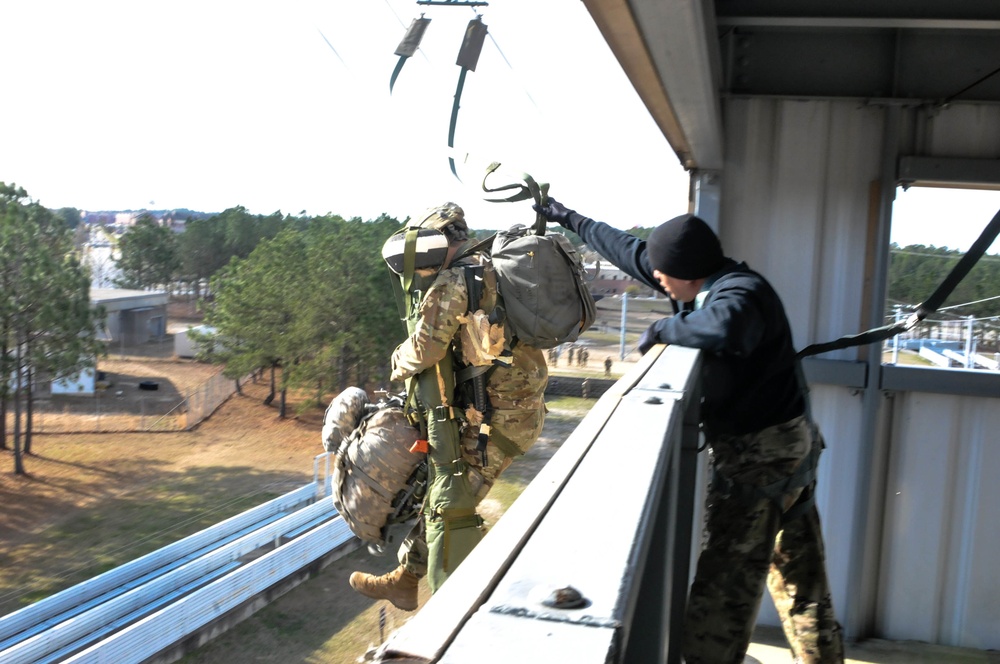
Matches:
[532,197,576,229]
[637,323,660,355]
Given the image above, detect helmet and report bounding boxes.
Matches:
[411,202,467,235]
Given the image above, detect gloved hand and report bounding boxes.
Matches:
[637,323,660,355]
[532,197,576,229]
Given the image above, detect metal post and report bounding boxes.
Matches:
[619,292,628,360]
[692,170,722,231]
[965,316,974,368]
[892,307,902,364]
[847,104,901,639]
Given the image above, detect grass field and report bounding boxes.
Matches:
[0,362,599,663]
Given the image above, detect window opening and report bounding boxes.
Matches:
[886,186,1000,370]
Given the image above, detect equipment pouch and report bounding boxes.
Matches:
[425,505,483,592]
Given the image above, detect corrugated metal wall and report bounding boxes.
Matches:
[717,98,1000,649]
[721,98,885,354]
[879,391,1000,649]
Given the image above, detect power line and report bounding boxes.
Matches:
[939,293,1000,311]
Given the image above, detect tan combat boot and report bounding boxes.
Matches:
[349,565,419,611]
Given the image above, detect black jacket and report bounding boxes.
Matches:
[565,211,805,435]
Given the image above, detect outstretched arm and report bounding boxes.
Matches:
[535,198,663,294]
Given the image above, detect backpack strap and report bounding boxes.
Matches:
[481,161,550,234]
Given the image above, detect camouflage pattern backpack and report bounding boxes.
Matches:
[322,388,427,549]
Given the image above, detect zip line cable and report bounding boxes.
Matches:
[317,28,347,67]
[940,62,1000,106]
[938,293,1000,311]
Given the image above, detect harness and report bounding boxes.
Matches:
[709,422,823,526]
[450,246,517,466]
[751,205,1000,522]
[387,225,515,467]
[798,205,1000,359]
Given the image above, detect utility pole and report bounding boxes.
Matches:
[892,306,901,364]
[619,291,628,361]
[965,315,975,368]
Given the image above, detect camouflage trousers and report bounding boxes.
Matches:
[683,415,844,664]
[397,425,517,579]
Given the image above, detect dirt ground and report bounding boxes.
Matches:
[0,377,326,613]
[0,296,643,661]
[0,374,593,664]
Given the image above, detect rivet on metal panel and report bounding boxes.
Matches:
[540,585,588,609]
[645,396,663,404]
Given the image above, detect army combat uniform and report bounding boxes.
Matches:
[533,201,844,664]
[391,263,547,589]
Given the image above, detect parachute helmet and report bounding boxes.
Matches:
[412,202,468,240]
[381,202,467,275]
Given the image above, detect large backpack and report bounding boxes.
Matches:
[381,202,597,350]
[474,161,597,349]
[486,222,596,349]
[322,388,427,550]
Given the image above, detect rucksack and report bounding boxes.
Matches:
[381,200,597,350]
[483,223,596,348]
[322,387,427,550]
[472,163,597,349]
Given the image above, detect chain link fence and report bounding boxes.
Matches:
[26,370,246,434]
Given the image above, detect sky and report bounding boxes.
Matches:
[891,186,1000,254]
[3,1,999,250]
[0,0,689,232]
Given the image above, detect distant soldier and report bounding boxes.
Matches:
[604,355,613,377]
[567,345,575,365]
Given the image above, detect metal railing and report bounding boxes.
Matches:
[0,482,345,664]
[1,347,701,664]
[374,344,702,664]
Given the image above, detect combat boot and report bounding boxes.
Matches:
[349,565,419,611]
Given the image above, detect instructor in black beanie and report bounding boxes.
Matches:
[534,199,844,664]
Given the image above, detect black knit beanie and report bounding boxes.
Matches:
[645,214,725,279]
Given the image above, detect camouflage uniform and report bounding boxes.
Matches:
[683,416,844,664]
[529,203,844,663]
[391,263,547,590]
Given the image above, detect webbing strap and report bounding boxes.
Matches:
[345,458,396,501]
[448,68,469,179]
[481,161,550,234]
[798,206,1000,358]
[712,441,821,525]
[402,228,419,318]
[390,16,431,93]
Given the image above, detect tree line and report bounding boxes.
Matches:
[2,186,417,473]
[12,189,995,476]
[198,214,406,417]
[888,243,1000,348]
[95,209,416,418]
[1,184,103,474]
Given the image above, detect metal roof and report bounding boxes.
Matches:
[582,0,1000,172]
